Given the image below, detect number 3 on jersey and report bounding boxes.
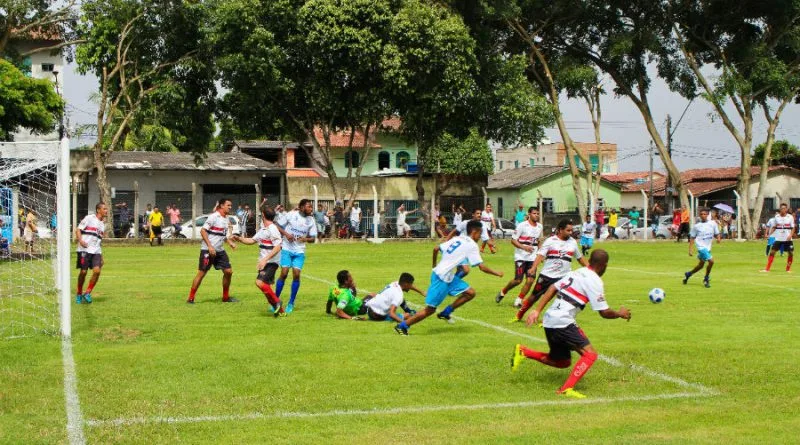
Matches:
[445,240,462,254]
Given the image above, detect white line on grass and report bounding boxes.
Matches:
[62,336,87,445]
[86,391,711,428]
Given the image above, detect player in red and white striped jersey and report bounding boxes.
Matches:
[762,203,795,273]
[234,205,285,316]
[496,207,543,305]
[510,250,631,399]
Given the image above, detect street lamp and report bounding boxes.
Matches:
[52,70,64,140]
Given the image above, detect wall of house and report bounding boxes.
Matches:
[621,192,651,210]
[11,41,64,142]
[747,172,800,208]
[288,175,435,204]
[494,143,619,175]
[329,134,419,177]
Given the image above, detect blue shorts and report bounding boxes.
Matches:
[280,250,306,269]
[697,248,712,261]
[425,272,470,308]
[767,236,776,247]
[580,236,594,248]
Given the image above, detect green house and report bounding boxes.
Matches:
[322,126,419,178]
[487,166,622,219]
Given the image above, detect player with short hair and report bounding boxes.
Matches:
[480,203,497,253]
[234,204,285,316]
[148,206,164,246]
[326,270,369,319]
[579,214,596,256]
[512,219,589,322]
[496,207,543,305]
[762,203,795,273]
[394,220,504,335]
[446,208,493,250]
[683,208,721,288]
[365,273,423,322]
[187,198,238,304]
[75,202,108,304]
[510,249,631,399]
[275,199,318,313]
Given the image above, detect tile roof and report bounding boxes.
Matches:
[615,165,799,196]
[313,129,381,149]
[602,171,665,184]
[104,152,282,171]
[487,166,570,189]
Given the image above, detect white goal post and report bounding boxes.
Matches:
[0,138,71,338]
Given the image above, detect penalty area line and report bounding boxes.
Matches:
[85,391,710,428]
[62,336,87,445]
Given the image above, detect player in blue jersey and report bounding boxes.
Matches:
[683,208,721,288]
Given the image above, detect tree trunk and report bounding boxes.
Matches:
[416,156,427,225]
[346,123,374,210]
[93,145,115,237]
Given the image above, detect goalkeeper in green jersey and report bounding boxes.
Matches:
[326,270,372,319]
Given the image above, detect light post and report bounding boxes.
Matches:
[52,70,65,140]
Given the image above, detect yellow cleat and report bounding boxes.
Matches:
[510,344,524,372]
[557,388,586,399]
[508,317,522,324]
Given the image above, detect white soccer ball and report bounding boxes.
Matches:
[649,288,665,304]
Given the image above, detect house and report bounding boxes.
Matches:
[487,166,622,219]
[604,166,800,214]
[602,171,666,209]
[495,141,618,175]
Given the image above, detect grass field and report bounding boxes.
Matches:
[2,239,799,444]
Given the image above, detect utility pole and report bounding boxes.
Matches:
[649,141,654,207]
[665,114,673,212]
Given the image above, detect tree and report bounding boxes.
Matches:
[752,140,800,170]
[75,0,212,233]
[672,0,800,236]
[426,129,494,176]
[212,0,395,208]
[0,0,81,59]
[0,59,63,140]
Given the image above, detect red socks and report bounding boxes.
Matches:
[516,300,533,320]
[188,287,198,302]
[86,283,95,294]
[258,282,279,305]
[222,288,230,301]
[77,284,83,295]
[765,255,775,271]
[520,346,571,368]
[559,352,598,393]
[787,256,793,271]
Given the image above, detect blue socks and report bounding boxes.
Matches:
[289,280,301,305]
[440,305,454,318]
[275,279,285,297]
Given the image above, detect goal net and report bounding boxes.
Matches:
[0,140,71,339]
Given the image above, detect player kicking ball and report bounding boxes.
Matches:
[75,202,108,304]
[233,205,285,316]
[510,249,631,399]
[761,203,795,273]
[683,208,721,288]
[394,220,503,335]
[496,207,543,305]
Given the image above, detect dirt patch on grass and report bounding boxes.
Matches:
[96,326,143,342]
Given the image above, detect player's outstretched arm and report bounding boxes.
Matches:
[599,306,631,320]
[410,284,426,297]
[235,236,257,245]
[387,305,404,323]
[477,263,503,277]
[325,298,334,314]
[527,285,558,327]
[578,257,589,267]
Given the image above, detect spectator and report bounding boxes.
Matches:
[677,206,691,242]
[236,204,244,223]
[148,206,164,246]
[18,207,25,237]
[514,202,526,225]
[314,204,327,240]
[24,209,37,254]
[651,202,664,226]
[350,202,362,238]
[671,208,681,238]
[608,209,618,239]
[241,204,252,237]
[435,213,448,238]
[144,204,153,234]
[594,207,605,239]
[396,204,416,238]
[452,204,464,226]
[628,206,640,228]
[167,203,181,233]
[333,205,345,238]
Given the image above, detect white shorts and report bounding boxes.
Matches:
[23,228,34,242]
[397,223,410,236]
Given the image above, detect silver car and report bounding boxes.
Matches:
[601,215,673,240]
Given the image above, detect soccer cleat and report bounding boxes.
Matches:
[222,297,240,303]
[274,308,286,318]
[186,299,195,304]
[508,317,522,324]
[512,297,523,308]
[510,344,524,372]
[437,312,456,324]
[682,272,691,284]
[557,388,586,399]
[83,293,92,304]
[286,303,294,314]
[394,324,408,335]
[703,277,710,288]
[495,291,505,304]
[75,294,83,304]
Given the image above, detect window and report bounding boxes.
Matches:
[396,151,410,169]
[41,63,55,72]
[514,160,520,169]
[529,158,535,167]
[378,151,390,170]
[499,161,504,170]
[497,197,503,218]
[541,198,554,213]
[590,155,600,172]
[790,198,800,212]
[21,57,32,76]
[763,197,776,212]
[596,198,605,209]
[344,150,360,168]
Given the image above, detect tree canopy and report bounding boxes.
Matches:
[0,59,63,140]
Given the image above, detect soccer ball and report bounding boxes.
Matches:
[648,288,665,304]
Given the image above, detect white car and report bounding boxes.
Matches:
[492,218,517,239]
[177,214,241,239]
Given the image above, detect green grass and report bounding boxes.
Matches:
[1,240,799,444]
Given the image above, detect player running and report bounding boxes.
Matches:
[186,198,238,304]
[510,249,631,399]
[394,220,503,335]
[275,199,318,314]
[446,208,494,252]
[364,273,423,322]
[762,203,795,273]
[683,208,721,288]
[75,202,108,304]
[511,219,588,322]
[496,207,543,305]
[234,204,285,316]
[579,214,596,256]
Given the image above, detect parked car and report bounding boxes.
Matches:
[600,215,673,240]
[492,218,517,239]
[177,214,241,239]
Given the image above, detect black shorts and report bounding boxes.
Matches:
[76,252,103,270]
[198,250,231,272]
[544,324,591,361]
[257,263,279,284]
[151,226,162,236]
[532,274,560,299]
[367,306,389,321]
[514,260,535,281]
[772,240,794,253]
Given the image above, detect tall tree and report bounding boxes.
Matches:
[75,0,211,232]
[0,59,63,140]
[671,0,800,236]
[752,140,800,170]
[0,0,80,59]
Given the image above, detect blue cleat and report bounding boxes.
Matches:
[394,323,408,335]
[83,293,92,304]
[285,303,294,314]
[75,294,83,304]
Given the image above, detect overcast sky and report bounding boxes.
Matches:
[63,61,800,174]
